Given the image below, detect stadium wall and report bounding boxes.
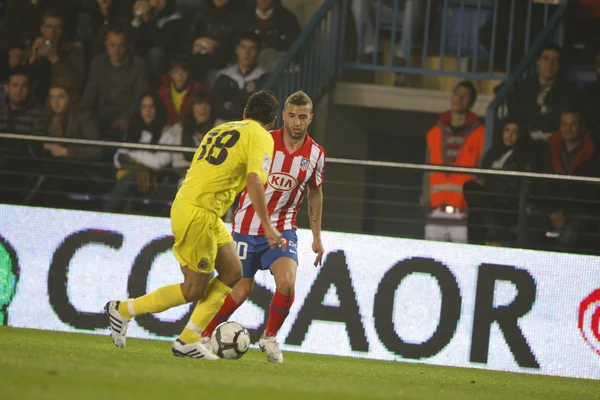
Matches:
[1,204,599,380]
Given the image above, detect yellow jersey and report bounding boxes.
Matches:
[176,119,274,216]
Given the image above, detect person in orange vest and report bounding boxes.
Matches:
[421,81,485,242]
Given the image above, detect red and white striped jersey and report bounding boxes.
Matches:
[232,127,325,235]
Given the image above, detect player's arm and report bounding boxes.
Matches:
[308,150,326,266]
[308,185,324,266]
[246,133,283,249]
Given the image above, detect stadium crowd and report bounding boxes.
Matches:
[0,0,300,215]
[423,42,600,255]
[0,0,599,255]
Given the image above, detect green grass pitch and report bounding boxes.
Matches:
[1,327,599,400]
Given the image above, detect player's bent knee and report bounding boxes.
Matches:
[219,267,242,288]
[275,276,295,295]
[180,282,207,302]
[238,283,253,301]
[231,278,254,303]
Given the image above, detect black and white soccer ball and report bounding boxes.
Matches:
[210,321,251,359]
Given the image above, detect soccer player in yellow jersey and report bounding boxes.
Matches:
[105,91,283,360]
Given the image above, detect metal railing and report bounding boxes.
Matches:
[1,132,599,256]
[342,0,567,81]
[261,0,343,126]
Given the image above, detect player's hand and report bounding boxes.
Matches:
[265,226,284,250]
[312,238,324,267]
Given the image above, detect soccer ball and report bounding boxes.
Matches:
[210,321,251,359]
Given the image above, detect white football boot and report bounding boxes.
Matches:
[105,300,130,348]
[172,339,219,360]
[259,334,284,363]
[200,336,213,354]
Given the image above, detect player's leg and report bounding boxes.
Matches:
[202,277,255,338]
[105,202,212,349]
[106,266,203,349]
[172,216,239,360]
[202,233,265,338]
[105,265,203,349]
[177,219,243,346]
[258,231,299,363]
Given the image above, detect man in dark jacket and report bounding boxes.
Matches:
[507,43,581,142]
[188,0,245,82]
[0,67,46,203]
[2,0,76,49]
[242,0,300,72]
[212,32,267,124]
[80,25,149,141]
[528,106,600,254]
[26,10,86,101]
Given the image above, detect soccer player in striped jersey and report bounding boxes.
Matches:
[202,91,325,363]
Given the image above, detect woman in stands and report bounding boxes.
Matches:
[32,81,104,208]
[463,117,533,246]
[45,81,102,161]
[104,93,174,213]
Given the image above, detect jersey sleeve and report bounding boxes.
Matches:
[247,131,274,184]
[309,148,325,188]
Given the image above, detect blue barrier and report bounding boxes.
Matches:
[342,0,566,80]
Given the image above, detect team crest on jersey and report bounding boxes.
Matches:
[300,158,310,171]
[198,258,210,270]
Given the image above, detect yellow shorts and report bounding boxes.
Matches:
[170,198,232,274]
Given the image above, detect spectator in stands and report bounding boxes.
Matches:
[171,94,213,186]
[0,68,45,136]
[157,55,210,125]
[33,81,103,207]
[129,0,185,82]
[7,45,27,69]
[188,0,245,82]
[212,32,267,124]
[0,68,46,203]
[26,11,86,102]
[80,26,149,141]
[528,106,600,253]
[242,0,301,72]
[2,0,76,50]
[0,45,27,104]
[463,117,533,246]
[44,81,102,161]
[104,93,174,213]
[76,0,132,62]
[507,43,581,142]
[421,81,485,243]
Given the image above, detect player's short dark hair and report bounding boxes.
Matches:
[454,80,477,108]
[235,31,261,48]
[7,67,30,83]
[539,43,562,60]
[284,91,313,112]
[169,54,191,72]
[245,91,279,125]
